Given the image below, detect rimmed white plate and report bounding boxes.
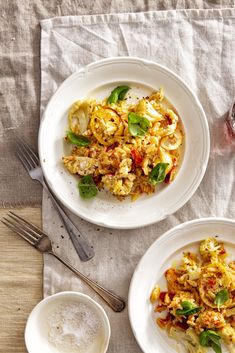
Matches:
[39,57,210,229]
[128,218,235,353]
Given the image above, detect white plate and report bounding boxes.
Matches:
[39,57,210,229]
[128,218,235,353]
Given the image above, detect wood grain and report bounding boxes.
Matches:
[0,208,43,353]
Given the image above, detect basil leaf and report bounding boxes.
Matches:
[199,331,209,346]
[176,301,201,316]
[215,289,229,310]
[66,131,90,147]
[78,175,98,199]
[118,87,130,100]
[176,307,201,316]
[210,335,222,346]
[107,85,130,104]
[128,112,150,137]
[199,330,221,346]
[211,342,222,353]
[149,163,169,185]
[199,330,221,353]
[180,301,194,310]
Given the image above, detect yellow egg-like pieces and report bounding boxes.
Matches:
[90,108,124,146]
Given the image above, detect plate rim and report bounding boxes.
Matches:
[38,56,210,229]
[128,217,235,352]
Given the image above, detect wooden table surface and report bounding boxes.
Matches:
[0,208,43,353]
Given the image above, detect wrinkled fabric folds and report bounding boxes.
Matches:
[41,8,235,353]
[1,0,235,206]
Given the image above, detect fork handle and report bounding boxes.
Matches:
[51,251,125,312]
[42,180,94,262]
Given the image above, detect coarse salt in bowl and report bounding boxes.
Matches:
[25,291,111,353]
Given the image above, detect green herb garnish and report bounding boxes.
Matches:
[128,112,150,137]
[175,301,201,316]
[107,85,130,104]
[199,330,221,353]
[66,131,90,147]
[149,163,169,185]
[215,289,229,310]
[78,175,98,199]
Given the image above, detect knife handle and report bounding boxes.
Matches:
[42,179,95,262]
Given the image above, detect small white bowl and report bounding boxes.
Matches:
[25,291,111,353]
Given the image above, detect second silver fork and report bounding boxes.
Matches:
[16,139,94,262]
[2,212,125,312]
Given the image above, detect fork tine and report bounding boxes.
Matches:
[2,218,36,246]
[16,140,37,170]
[16,140,33,171]
[4,215,39,242]
[8,211,44,239]
[18,139,39,167]
[16,149,31,172]
[22,139,39,164]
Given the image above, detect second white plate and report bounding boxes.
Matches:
[39,57,210,229]
[128,218,235,353]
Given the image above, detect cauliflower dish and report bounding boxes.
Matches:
[62,85,184,200]
[150,238,235,353]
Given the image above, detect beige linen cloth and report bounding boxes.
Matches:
[1,0,234,208]
[41,9,235,352]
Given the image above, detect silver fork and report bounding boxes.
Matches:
[15,139,94,262]
[2,212,125,312]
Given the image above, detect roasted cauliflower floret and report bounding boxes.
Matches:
[199,237,225,261]
[118,158,132,177]
[135,99,163,122]
[63,156,97,175]
[102,173,136,196]
[168,291,196,316]
[170,327,205,353]
[195,310,226,333]
[220,324,235,344]
[181,252,201,282]
[68,100,95,134]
